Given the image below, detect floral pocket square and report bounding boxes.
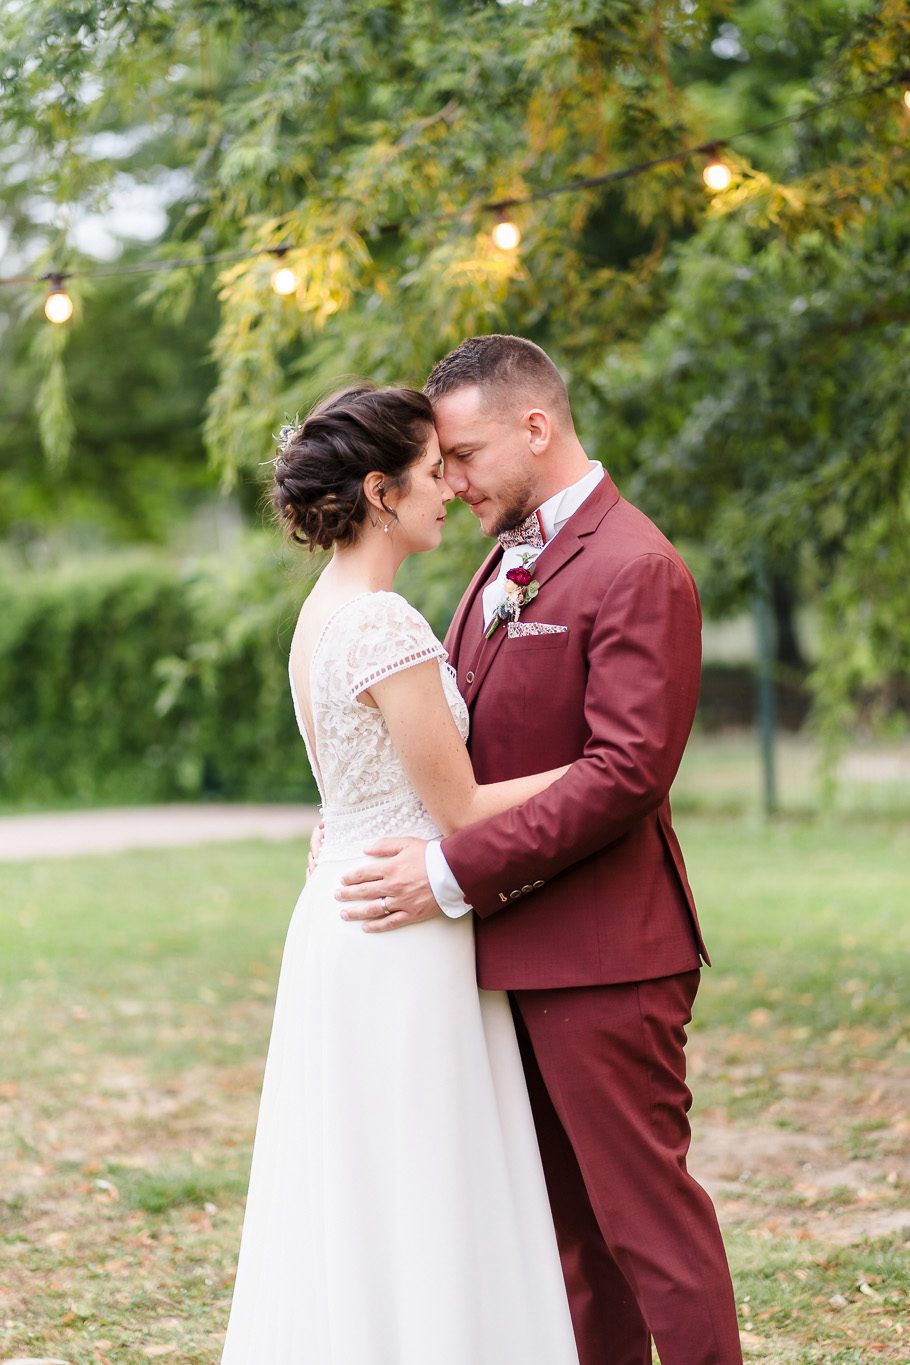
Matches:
[507,622,569,639]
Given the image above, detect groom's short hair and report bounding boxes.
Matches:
[425,334,573,427]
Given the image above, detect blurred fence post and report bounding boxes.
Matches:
[752,551,778,815]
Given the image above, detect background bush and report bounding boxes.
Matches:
[0,539,321,807]
[1,520,821,810]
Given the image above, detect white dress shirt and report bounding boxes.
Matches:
[428,462,604,918]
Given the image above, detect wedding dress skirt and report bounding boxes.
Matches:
[221,592,578,1362]
[220,848,579,1364]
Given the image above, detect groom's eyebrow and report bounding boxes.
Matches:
[442,440,476,456]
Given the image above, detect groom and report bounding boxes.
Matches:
[336,335,743,1365]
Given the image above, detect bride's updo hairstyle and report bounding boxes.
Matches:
[272,385,435,551]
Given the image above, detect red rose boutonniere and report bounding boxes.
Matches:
[485,555,541,638]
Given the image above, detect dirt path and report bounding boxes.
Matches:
[0,804,319,862]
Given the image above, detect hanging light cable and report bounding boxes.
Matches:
[5,75,899,318]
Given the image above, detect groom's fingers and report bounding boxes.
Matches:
[341,898,397,922]
[361,839,406,859]
[337,863,391,896]
[362,911,410,934]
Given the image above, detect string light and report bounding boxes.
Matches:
[902,87,910,112]
[269,247,299,296]
[43,274,74,324]
[270,264,298,295]
[491,210,521,251]
[702,147,732,192]
[0,75,898,321]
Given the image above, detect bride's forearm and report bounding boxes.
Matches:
[372,662,570,835]
[452,766,570,829]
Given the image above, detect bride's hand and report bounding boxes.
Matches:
[335,837,441,932]
[307,820,325,879]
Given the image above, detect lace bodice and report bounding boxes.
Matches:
[289,591,469,855]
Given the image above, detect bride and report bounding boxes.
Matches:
[220,385,579,1364]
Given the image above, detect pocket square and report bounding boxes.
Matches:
[507,622,569,638]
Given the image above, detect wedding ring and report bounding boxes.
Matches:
[381,896,392,915]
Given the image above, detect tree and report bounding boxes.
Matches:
[1,0,907,726]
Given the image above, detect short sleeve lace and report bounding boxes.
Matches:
[343,592,447,701]
[290,590,468,856]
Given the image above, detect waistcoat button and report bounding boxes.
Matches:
[466,670,475,684]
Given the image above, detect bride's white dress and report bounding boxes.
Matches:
[220,590,579,1364]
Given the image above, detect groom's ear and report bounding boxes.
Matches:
[524,407,552,453]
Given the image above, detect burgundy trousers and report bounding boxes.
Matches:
[511,972,743,1365]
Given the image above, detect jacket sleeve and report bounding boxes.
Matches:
[440,552,702,917]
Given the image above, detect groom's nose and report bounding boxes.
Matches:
[442,457,468,494]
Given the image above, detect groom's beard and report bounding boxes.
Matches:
[489,477,538,539]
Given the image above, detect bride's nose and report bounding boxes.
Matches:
[440,480,456,504]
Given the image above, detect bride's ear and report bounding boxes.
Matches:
[362,471,387,515]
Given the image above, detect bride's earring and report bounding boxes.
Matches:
[376,485,392,534]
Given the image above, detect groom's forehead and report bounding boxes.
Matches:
[433,385,501,450]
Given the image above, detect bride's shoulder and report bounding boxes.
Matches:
[368,590,434,633]
[333,591,440,655]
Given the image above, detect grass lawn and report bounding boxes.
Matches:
[1,814,907,1363]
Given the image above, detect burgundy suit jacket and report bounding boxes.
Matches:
[441,472,708,991]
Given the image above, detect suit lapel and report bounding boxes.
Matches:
[445,543,502,693]
[535,470,620,589]
[460,472,622,708]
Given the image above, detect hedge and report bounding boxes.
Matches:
[0,540,319,807]
[0,536,797,811]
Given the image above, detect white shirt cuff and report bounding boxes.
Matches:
[425,839,472,918]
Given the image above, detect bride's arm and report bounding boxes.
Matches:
[364,662,567,836]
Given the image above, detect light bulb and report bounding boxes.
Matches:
[702,158,732,192]
[44,287,74,323]
[903,87,910,112]
[271,264,299,296]
[491,214,521,251]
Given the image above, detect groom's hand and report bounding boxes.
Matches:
[335,837,441,933]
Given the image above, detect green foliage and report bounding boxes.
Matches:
[1,0,908,735]
[600,199,910,738]
[0,264,222,544]
[34,322,76,468]
[0,541,319,804]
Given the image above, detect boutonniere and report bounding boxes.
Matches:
[485,558,540,638]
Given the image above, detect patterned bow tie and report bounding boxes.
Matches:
[498,510,546,551]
